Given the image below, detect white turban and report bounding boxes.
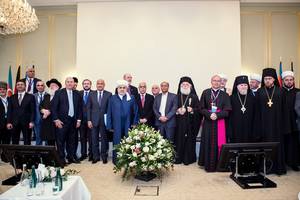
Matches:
[116,80,128,88]
[249,74,261,82]
[282,71,294,79]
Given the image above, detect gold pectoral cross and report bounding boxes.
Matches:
[267,100,273,108]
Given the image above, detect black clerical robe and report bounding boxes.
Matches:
[282,87,300,168]
[228,92,256,143]
[174,93,202,165]
[255,86,286,174]
[198,89,231,172]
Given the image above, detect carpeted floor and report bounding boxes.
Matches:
[1,160,300,200]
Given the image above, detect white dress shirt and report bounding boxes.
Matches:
[0,96,8,116]
[159,92,168,117]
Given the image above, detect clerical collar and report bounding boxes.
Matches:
[283,85,294,91]
[211,88,219,92]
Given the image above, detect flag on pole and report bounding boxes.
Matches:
[14,65,21,94]
[278,61,283,87]
[291,61,294,72]
[7,66,13,97]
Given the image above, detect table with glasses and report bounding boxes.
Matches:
[0,176,91,200]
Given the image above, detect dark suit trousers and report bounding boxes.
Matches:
[91,125,108,160]
[55,117,76,161]
[80,122,92,157]
[0,127,11,144]
[159,123,175,143]
[12,123,32,145]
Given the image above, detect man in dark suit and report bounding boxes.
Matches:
[137,82,154,127]
[115,73,138,96]
[20,67,41,94]
[153,81,178,143]
[79,79,93,161]
[87,79,112,164]
[51,77,82,164]
[7,80,35,145]
[34,80,47,145]
[0,82,10,145]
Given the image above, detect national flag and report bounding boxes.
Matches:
[278,61,283,87]
[14,65,21,94]
[7,66,13,97]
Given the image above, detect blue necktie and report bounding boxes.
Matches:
[84,91,88,105]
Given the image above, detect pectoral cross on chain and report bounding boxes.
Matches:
[267,100,273,108]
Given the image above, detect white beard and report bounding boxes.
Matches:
[238,89,248,95]
[48,89,56,97]
[180,87,191,95]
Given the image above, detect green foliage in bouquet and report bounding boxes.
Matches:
[113,124,175,180]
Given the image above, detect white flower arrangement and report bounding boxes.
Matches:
[113,124,175,180]
[34,164,78,182]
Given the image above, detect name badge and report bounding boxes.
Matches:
[211,105,217,113]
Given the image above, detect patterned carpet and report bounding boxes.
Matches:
[1,160,300,200]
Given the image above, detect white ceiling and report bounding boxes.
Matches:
[27,0,300,6]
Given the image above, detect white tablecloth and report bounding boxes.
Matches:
[0,176,91,200]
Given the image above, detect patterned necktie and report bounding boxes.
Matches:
[98,91,102,107]
[18,93,22,105]
[27,79,32,92]
[141,94,145,108]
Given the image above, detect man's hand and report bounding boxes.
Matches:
[42,109,51,119]
[159,116,168,123]
[140,118,147,123]
[29,122,34,129]
[55,120,64,129]
[7,123,13,130]
[210,113,217,121]
[76,120,81,128]
[87,121,93,129]
[187,106,193,113]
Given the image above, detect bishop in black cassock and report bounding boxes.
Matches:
[228,75,256,143]
[174,77,202,165]
[198,75,231,172]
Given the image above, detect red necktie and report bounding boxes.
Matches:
[141,94,145,108]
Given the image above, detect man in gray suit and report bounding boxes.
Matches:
[87,79,112,164]
[34,81,47,145]
[153,81,178,143]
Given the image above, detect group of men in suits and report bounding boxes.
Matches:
[1,68,300,172]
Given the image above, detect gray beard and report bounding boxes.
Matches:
[238,89,248,95]
[180,87,191,95]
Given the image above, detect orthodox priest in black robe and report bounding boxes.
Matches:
[255,68,286,175]
[228,75,256,143]
[198,75,231,172]
[281,71,300,171]
[174,77,202,165]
